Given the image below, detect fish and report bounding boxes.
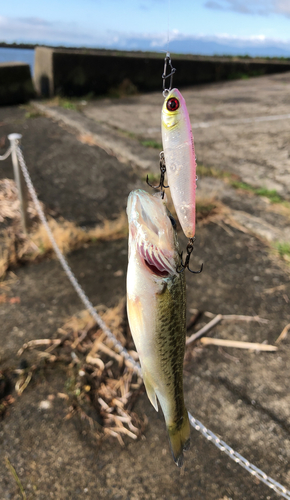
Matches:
[126,189,190,466]
[161,88,197,239]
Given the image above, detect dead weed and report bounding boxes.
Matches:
[0,178,127,279]
[18,299,146,445]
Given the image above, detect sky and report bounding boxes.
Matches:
[1,0,290,56]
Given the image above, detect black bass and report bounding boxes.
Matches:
[126,189,190,466]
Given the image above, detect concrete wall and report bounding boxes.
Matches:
[33,47,54,97]
[0,62,35,105]
[34,46,290,98]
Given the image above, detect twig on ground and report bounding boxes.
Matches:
[15,372,33,395]
[186,312,269,346]
[186,315,223,345]
[186,311,202,331]
[221,314,269,324]
[218,347,240,363]
[88,332,106,358]
[276,323,290,344]
[17,339,61,356]
[71,326,91,349]
[200,338,277,351]
[17,299,145,446]
[203,311,268,323]
[86,355,105,371]
[264,284,287,294]
[5,458,27,500]
[97,342,124,366]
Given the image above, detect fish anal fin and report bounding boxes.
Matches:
[143,373,158,412]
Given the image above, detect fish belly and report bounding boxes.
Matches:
[127,252,190,465]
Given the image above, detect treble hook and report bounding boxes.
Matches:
[146,151,169,199]
[177,238,203,274]
[162,52,176,96]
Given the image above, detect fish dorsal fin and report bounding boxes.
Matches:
[143,372,158,412]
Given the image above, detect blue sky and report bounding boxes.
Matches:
[1,0,290,54]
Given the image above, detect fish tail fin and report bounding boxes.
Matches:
[167,408,190,467]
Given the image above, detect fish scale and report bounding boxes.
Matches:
[155,276,186,424]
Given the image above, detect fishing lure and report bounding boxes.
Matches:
[158,54,202,274]
[126,189,190,467]
[161,87,197,240]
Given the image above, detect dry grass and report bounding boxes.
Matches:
[0,178,127,279]
[0,178,41,222]
[0,176,220,281]
[28,212,127,256]
[0,248,9,280]
[18,299,146,445]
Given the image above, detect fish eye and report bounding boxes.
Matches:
[166,97,179,112]
[168,214,176,228]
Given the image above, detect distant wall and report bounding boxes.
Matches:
[0,62,35,105]
[34,46,290,98]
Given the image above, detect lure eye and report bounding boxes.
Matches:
[167,97,179,112]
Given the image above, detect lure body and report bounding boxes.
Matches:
[161,88,197,239]
[126,189,190,466]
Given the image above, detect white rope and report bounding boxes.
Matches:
[15,143,141,377]
[0,147,11,161]
[14,141,290,499]
[188,414,290,499]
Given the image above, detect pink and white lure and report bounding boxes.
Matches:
[161,88,197,239]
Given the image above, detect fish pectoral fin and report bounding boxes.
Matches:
[143,373,158,412]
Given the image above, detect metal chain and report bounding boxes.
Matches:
[14,142,290,499]
[0,147,11,161]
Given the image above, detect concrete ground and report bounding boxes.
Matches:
[0,71,290,500]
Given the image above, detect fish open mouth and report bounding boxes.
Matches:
[127,190,176,277]
[144,259,169,278]
[137,241,172,278]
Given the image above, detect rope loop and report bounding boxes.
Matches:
[0,147,12,161]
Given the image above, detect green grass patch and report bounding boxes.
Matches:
[255,188,283,203]
[274,242,290,259]
[140,140,163,150]
[196,164,232,180]
[196,201,217,220]
[25,110,42,119]
[196,164,290,207]
[59,99,78,111]
[230,181,283,203]
[144,173,160,184]
[115,128,139,140]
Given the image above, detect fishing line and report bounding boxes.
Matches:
[167,0,171,52]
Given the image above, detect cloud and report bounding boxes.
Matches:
[0,16,103,45]
[1,15,290,58]
[104,30,290,58]
[204,1,225,10]
[204,0,290,16]
[276,0,290,15]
